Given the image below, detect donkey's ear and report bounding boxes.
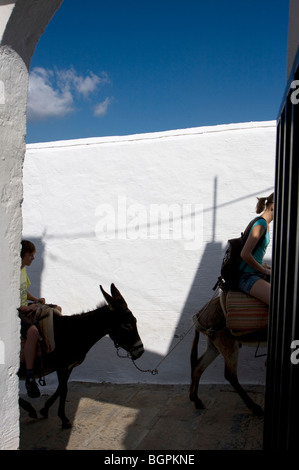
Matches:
[100,285,115,310]
[110,284,128,307]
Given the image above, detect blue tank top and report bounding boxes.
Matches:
[240,218,269,273]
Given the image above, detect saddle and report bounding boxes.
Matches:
[221,290,268,335]
[193,290,268,338]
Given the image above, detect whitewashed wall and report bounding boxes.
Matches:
[0,46,27,450]
[22,121,276,387]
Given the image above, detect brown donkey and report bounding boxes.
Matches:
[189,293,267,415]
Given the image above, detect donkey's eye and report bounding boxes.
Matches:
[121,323,133,332]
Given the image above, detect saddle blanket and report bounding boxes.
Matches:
[225,290,268,334]
[20,303,62,359]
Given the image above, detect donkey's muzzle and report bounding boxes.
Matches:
[130,340,144,359]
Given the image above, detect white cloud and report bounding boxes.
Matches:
[27,67,74,121]
[56,68,110,98]
[27,66,111,121]
[93,97,112,117]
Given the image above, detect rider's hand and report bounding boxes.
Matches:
[262,266,271,279]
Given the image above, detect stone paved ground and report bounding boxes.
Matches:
[19,382,265,451]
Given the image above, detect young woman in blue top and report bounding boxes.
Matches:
[238,192,274,305]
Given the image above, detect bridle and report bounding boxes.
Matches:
[116,346,157,375]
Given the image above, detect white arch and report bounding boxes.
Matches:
[0,0,63,449]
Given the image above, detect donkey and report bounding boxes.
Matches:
[189,293,267,416]
[19,284,144,428]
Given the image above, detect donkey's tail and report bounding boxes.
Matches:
[190,329,200,371]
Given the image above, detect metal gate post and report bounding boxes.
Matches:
[263,48,299,450]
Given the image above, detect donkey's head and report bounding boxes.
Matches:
[100,284,144,360]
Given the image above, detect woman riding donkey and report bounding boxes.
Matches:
[189,193,274,415]
[19,240,61,398]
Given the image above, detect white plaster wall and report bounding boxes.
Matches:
[22,121,275,388]
[0,46,27,450]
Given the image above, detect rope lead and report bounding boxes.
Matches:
[116,322,193,375]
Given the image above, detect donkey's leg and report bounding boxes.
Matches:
[39,367,73,427]
[214,332,263,415]
[56,367,73,429]
[39,384,61,419]
[190,335,220,409]
[19,397,38,419]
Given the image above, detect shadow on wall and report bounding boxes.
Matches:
[168,176,223,358]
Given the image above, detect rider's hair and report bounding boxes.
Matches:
[256,192,274,214]
[21,240,36,259]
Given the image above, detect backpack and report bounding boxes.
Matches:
[213,216,266,292]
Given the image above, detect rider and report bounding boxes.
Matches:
[19,240,60,398]
[19,240,46,397]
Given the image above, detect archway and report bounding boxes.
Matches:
[0,0,63,449]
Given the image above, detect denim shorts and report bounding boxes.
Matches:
[238,272,264,295]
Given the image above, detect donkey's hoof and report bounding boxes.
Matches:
[190,395,205,410]
[61,420,72,429]
[195,401,205,410]
[28,409,38,419]
[39,407,48,419]
[252,404,264,417]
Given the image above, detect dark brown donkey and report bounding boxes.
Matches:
[19,284,144,428]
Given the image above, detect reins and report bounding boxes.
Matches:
[116,347,157,375]
[115,288,222,375]
[116,321,195,375]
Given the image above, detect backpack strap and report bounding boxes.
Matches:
[242,216,267,251]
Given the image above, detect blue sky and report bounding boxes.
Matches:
[26,0,289,144]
